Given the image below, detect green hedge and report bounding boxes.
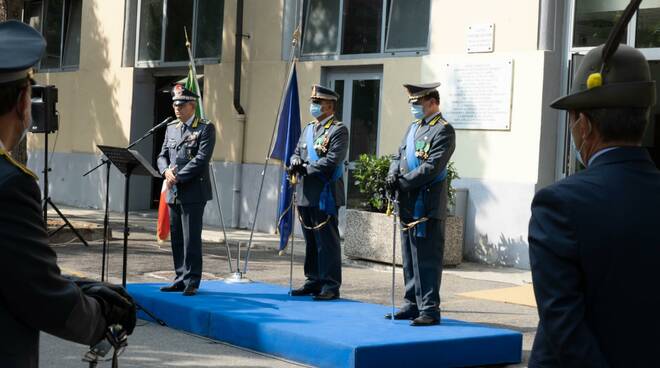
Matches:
[353,154,459,214]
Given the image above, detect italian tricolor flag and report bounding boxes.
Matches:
[157,181,169,242]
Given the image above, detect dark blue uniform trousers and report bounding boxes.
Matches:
[168,202,206,288]
[400,218,445,319]
[298,206,342,294]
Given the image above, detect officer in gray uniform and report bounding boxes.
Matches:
[386,83,456,326]
[0,21,136,367]
[289,84,348,301]
[157,84,216,296]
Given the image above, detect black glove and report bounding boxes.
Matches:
[79,282,137,335]
[385,173,399,193]
[290,156,303,168]
[289,157,308,176]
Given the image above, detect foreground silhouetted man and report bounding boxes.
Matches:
[528,1,660,366]
[0,21,136,367]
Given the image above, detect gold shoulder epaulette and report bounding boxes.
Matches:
[428,115,444,127]
[0,147,38,180]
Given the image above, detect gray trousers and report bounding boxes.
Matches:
[298,206,342,294]
[400,218,445,319]
[169,202,206,288]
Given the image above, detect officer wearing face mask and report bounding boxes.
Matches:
[288,84,348,301]
[528,1,660,366]
[156,84,216,297]
[385,83,455,326]
[0,21,136,367]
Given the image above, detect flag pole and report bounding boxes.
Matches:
[242,8,303,275]
[288,174,299,294]
[184,27,233,274]
[387,191,399,321]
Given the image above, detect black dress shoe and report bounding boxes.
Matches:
[384,309,419,320]
[313,291,339,301]
[182,285,198,296]
[160,284,185,292]
[290,286,321,296]
[410,315,440,326]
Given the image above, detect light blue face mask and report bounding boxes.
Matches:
[310,103,323,118]
[410,104,424,120]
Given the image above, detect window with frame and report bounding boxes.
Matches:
[301,0,430,57]
[635,0,660,48]
[136,0,224,67]
[572,0,628,48]
[24,0,83,71]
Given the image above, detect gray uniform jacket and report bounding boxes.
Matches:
[0,153,106,368]
[388,114,456,219]
[157,117,216,204]
[290,117,349,208]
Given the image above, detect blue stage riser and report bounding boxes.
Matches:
[128,282,522,368]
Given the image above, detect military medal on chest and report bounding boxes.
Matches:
[314,131,330,155]
[185,132,200,159]
[415,139,430,161]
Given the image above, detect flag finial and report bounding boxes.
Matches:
[184,26,191,48]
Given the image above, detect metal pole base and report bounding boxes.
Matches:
[224,271,252,284]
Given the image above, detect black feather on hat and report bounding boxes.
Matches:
[551,0,655,110]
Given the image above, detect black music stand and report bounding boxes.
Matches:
[97,145,160,287]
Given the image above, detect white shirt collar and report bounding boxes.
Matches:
[183,115,195,126]
[588,147,619,166]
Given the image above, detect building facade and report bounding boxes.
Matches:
[22,0,660,269]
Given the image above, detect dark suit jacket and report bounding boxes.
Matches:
[388,115,456,219]
[528,147,660,368]
[0,152,106,368]
[290,118,349,208]
[157,117,216,204]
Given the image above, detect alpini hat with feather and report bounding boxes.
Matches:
[551,0,656,110]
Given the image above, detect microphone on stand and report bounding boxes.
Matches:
[128,116,176,149]
[148,116,176,134]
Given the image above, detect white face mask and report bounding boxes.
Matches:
[571,135,585,167]
[570,116,590,168]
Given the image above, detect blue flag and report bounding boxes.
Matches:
[271,65,301,251]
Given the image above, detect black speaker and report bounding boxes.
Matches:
[30,85,59,133]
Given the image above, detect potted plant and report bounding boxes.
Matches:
[344,154,464,266]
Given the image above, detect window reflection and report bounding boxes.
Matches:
[573,0,628,47]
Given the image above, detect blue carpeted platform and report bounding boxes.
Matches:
[127,281,522,368]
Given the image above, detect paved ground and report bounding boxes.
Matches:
[42,206,537,367]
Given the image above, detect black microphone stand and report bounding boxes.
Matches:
[83,118,175,327]
[83,117,175,282]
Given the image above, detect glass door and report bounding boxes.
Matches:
[326,69,382,209]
